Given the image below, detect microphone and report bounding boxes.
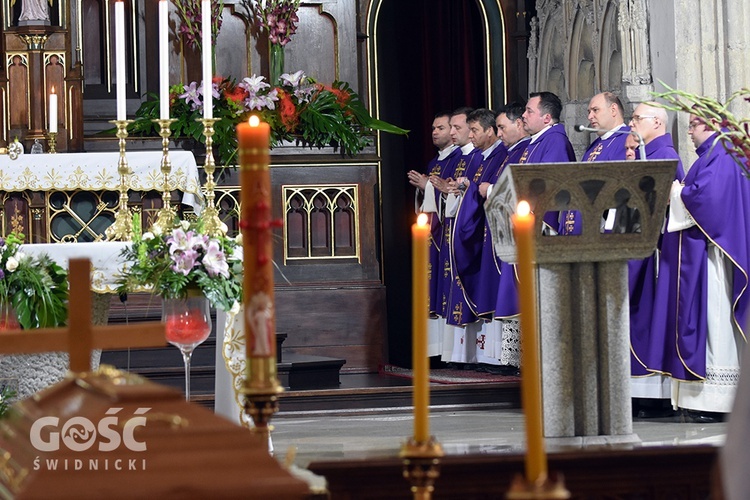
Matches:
[574,124,602,133]
[573,124,647,161]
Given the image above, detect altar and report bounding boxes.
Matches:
[0,151,202,242]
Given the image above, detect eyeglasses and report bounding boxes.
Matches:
[631,115,657,123]
[688,120,705,130]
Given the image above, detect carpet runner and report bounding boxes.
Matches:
[380,365,520,385]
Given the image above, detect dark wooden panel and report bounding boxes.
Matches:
[276,285,387,373]
[309,445,717,500]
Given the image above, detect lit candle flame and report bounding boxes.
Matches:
[417,213,428,226]
[517,200,531,217]
[50,86,55,94]
[249,115,260,127]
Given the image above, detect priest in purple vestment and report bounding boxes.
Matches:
[475,103,531,372]
[519,91,576,233]
[407,112,461,322]
[453,108,508,321]
[564,92,631,235]
[650,113,750,417]
[581,92,631,162]
[437,107,483,364]
[627,103,685,410]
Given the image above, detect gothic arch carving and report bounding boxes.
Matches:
[599,0,622,92]
[567,5,596,100]
[537,7,567,98]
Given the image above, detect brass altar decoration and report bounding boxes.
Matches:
[150,118,178,234]
[47,131,57,154]
[400,438,445,500]
[7,139,23,160]
[506,473,571,500]
[198,117,225,237]
[105,119,134,241]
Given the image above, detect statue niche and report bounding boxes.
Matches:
[9,0,61,27]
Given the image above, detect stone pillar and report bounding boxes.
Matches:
[539,264,575,437]
[571,262,600,436]
[597,260,632,435]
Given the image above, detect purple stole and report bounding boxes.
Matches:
[630,134,684,376]
[649,134,750,380]
[439,147,482,325]
[491,139,529,317]
[518,124,576,164]
[452,142,509,318]
[561,126,632,235]
[425,147,462,315]
[581,125,630,162]
[518,124,576,232]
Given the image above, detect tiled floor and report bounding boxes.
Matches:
[272,407,727,469]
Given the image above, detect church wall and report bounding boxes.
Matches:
[529,0,750,164]
[647,0,750,170]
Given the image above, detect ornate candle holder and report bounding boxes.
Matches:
[105,119,134,241]
[506,473,571,499]
[399,437,444,500]
[242,383,284,453]
[150,118,178,235]
[198,118,224,237]
[47,132,57,154]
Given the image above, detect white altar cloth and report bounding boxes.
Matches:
[0,151,203,212]
[215,308,252,427]
[21,241,130,293]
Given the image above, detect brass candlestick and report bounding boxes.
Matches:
[506,473,571,499]
[400,437,444,500]
[242,384,284,454]
[105,119,134,241]
[198,118,224,237]
[47,131,57,154]
[150,118,178,235]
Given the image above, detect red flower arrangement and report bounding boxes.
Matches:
[128,70,408,164]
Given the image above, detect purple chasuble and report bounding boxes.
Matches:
[630,133,684,376]
[651,133,750,380]
[452,142,509,318]
[491,140,528,318]
[425,147,462,315]
[440,148,483,325]
[581,125,630,162]
[518,124,576,232]
[561,125,632,235]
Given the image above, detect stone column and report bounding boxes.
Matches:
[539,264,575,437]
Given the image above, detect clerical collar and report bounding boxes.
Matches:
[460,143,475,155]
[508,136,530,152]
[481,139,501,159]
[437,144,458,160]
[600,123,627,140]
[529,124,553,144]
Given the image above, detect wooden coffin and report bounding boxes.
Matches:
[0,366,311,499]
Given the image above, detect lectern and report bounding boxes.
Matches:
[486,160,677,441]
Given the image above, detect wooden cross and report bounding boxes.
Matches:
[0,258,165,372]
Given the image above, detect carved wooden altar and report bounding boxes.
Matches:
[1,0,84,152]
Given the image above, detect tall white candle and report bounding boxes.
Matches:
[159,0,169,120]
[48,88,58,133]
[115,0,126,121]
[201,0,213,119]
